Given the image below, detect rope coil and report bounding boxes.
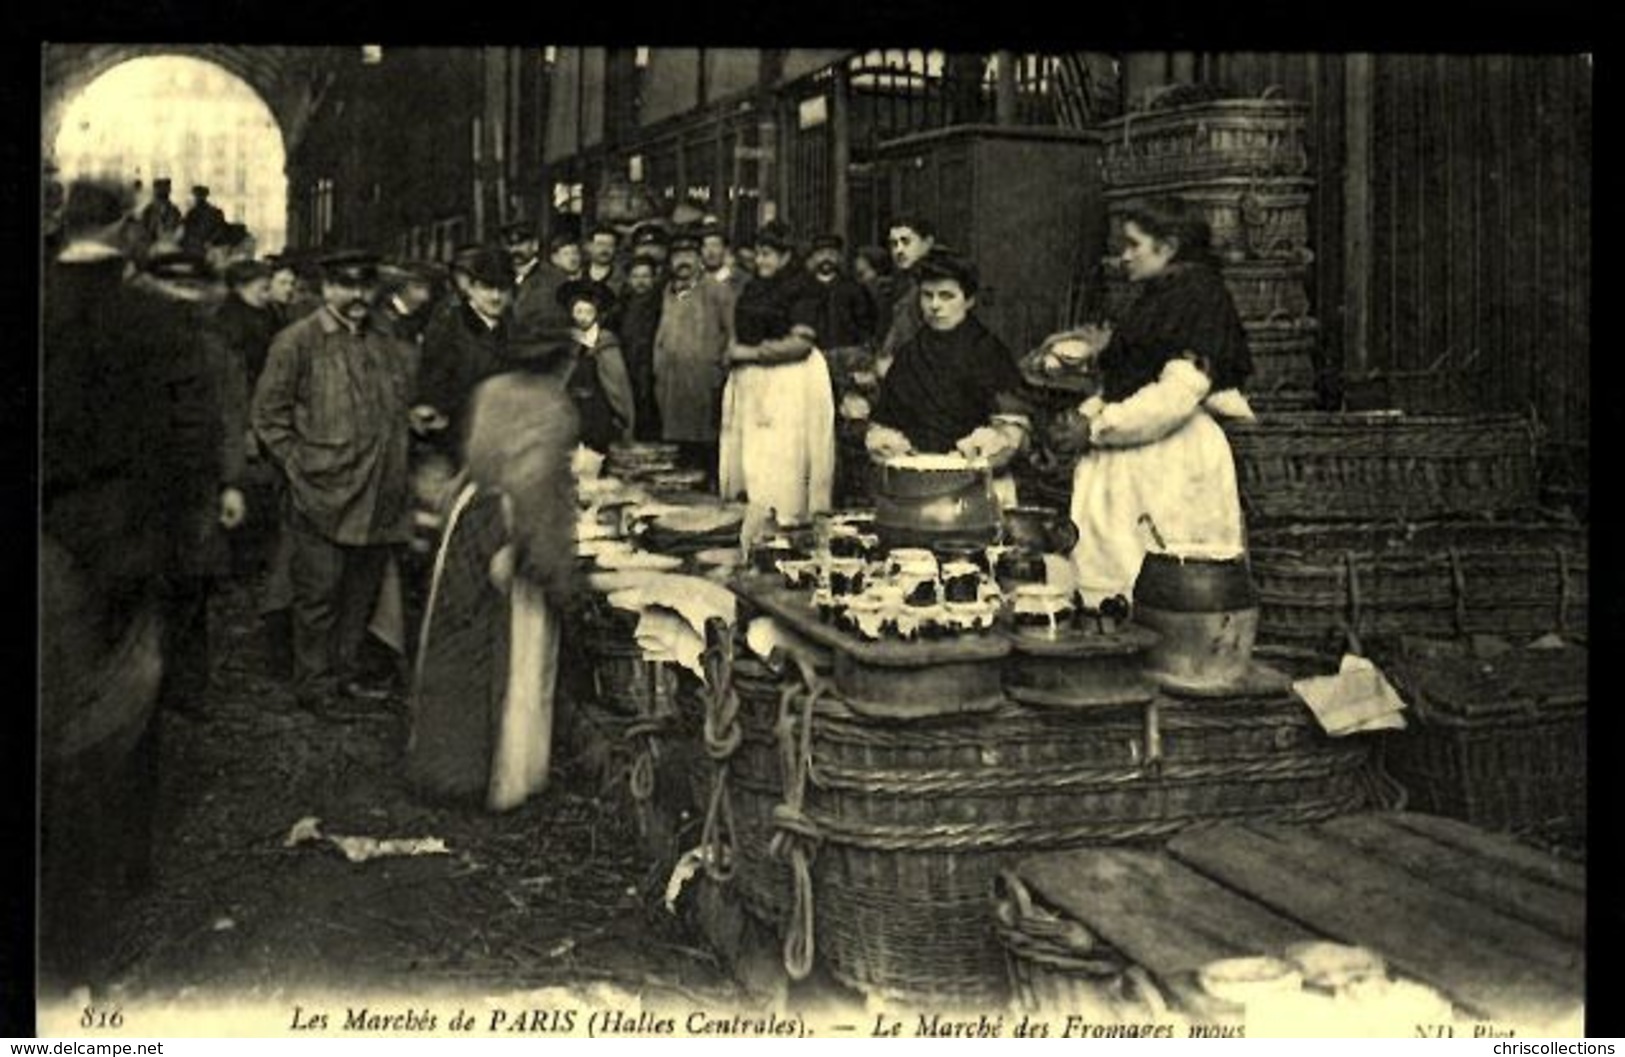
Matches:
[770,658,832,982]
[698,618,742,881]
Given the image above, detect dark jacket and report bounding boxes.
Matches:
[611,287,664,440]
[44,255,221,595]
[211,294,282,396]
[179,200,227,255]
[512,260,574,334]
[803,272,878,349]
[416,302,511,455]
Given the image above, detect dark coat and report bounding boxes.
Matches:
[611,287,664,440]
[803,272,878,349]
[512,260,574,334]
[416,302,511,455]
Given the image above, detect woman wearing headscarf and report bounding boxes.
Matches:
[717,221,836,533]
[1044,196,1256,606]
[405,325,580,811]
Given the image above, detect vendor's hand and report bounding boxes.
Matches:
[219,487,247,530]
[724,343,758,367]
[865,424,914,461]
[955,423,1024,468]
[1046,407,1094,456]
[1078,322,1113,351]
[488,544,515,592]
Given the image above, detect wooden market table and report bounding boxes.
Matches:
[1008,811,1584,1026]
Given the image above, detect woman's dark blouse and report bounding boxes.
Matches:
[1098,262,1252,403]
[871,315,1027,454]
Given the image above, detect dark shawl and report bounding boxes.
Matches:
[1099,261,1252,402]
[732,268,818,346]
[870,315,1027,454]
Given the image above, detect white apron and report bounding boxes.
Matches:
[718,349,836,529]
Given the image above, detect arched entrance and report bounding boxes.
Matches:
[50,54,289,253]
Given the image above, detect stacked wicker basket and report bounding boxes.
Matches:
[1100,92,1320,411]
[1224,409,1588,841]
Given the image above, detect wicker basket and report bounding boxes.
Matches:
[1221,260,1312,321]
[1226,412,1541,523]
[1379,647,1586,836]
[1102,97,1310,188]
[1245,316,1319,396]
[578,600,683,718]
[1107,177,1313,262]
[794,693,1371,1004]
[1249,520,1588,655]
[726,662,797,926]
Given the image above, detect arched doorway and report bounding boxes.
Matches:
[52,54,289,253]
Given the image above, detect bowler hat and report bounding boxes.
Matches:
[318,250,381,285]
[463,246,516,289]
[556,278,616,313]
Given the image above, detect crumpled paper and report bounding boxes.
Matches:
[283,816,452,864]
[1291,655,1408,736]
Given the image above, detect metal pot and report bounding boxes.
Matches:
[1001,505,1080,554]
[873,457,1000,549]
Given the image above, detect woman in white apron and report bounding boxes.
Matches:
[718,221,835,537]
[1047,197,1256,607]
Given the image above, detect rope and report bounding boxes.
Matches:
[770,663,831,982]
[698,761,737,883]
[697,619,741,882]
[624,715,667,803]
[701,618,744,760]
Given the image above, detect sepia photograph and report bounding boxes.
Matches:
[33,42,1591,1040]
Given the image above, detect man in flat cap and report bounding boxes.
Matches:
[803,233,876,352]
[611,253,665,440]
[652,230,735,479]
[251,250,418,717]
[628,222,670,273]
[180,184,227,258]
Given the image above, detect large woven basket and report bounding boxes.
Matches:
[1226,412,1541,522]
[1249,520,1588,655]
[1102,97,1310,188]
[792,692,1371,1005]
[1379,646,1586,837]
[726,662,797,926]
[1107,177,1313,262]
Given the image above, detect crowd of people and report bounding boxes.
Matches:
[41,171,1257,984]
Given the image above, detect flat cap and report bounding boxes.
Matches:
[318,250,381,285]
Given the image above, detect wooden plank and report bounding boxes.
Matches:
[1016,850,1318,978]
[1167,822,1582,1023]
[1318,814,1583,942]
[1383,812,1585,893]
